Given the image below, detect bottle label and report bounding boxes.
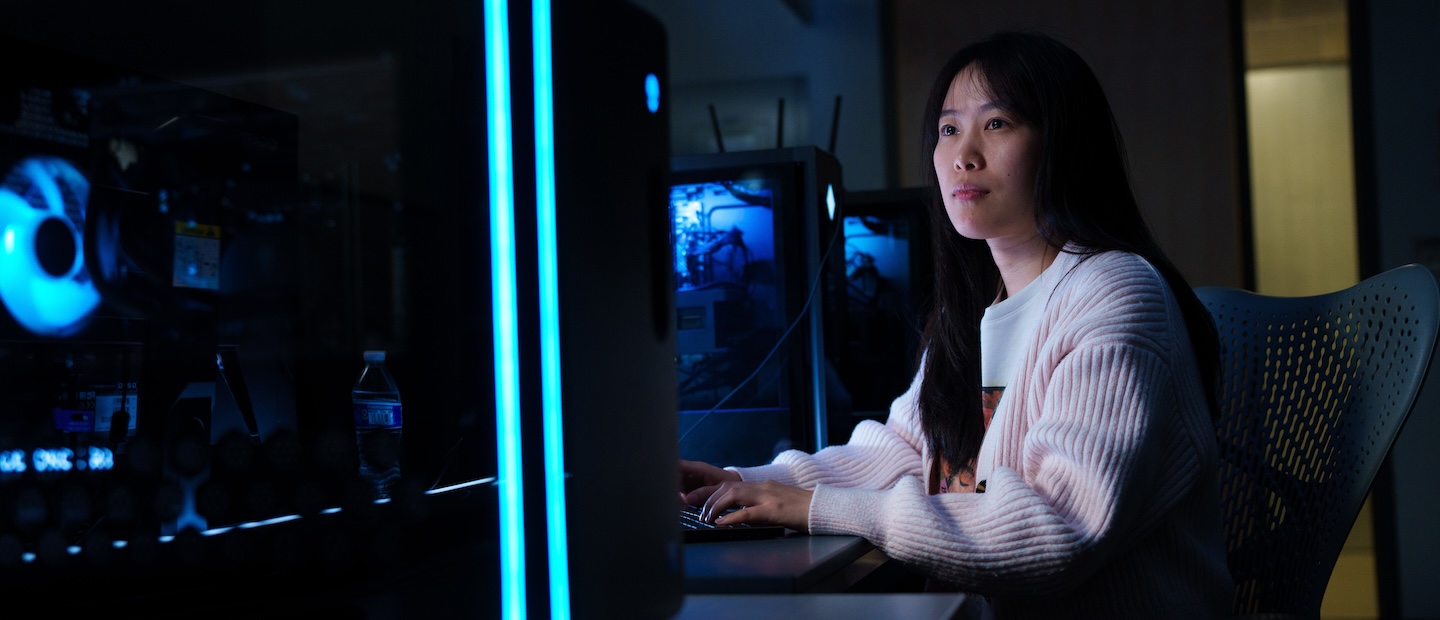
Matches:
[354,402,403,429]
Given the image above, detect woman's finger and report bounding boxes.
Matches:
[700,482,741,523]
[714,504,753,525]
[683,484,720,507]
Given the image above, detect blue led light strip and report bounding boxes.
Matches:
[483,1,525,619]
[531,1,571,619]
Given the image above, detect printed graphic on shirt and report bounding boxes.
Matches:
[938,386,1004,494]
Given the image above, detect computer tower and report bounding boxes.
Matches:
[670,146,848,467]
[545,2,681,618]
[0,2,682,617]
[835,187,933,433]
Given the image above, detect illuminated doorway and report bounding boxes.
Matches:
[1242,1,1374,618]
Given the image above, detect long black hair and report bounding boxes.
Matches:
[916,31,1220,490]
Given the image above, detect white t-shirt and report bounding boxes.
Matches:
[938,260,1062,493]
[980,262,1062,418]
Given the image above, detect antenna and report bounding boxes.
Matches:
[708,104,726,153]
[828,95,842,155]
[776,98,785,148]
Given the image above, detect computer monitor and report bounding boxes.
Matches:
[670,146,848,467]
[835,187,933,433]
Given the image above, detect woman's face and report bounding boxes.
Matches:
[932,66,1041,246]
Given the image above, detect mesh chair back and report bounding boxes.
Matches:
[1196,264,1439,617]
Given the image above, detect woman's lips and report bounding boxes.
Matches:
[951,184,988,201]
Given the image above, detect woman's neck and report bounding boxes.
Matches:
[990,235,1058,302]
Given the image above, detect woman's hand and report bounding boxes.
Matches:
[700,480,814,534]
[679,459,741,506]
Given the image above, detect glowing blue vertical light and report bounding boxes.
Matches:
[645,73,660,113]
[483,1,524,619]
[531,1,571,619]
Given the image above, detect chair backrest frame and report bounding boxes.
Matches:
[1196,264,1439,617]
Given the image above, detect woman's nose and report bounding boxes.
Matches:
[953,136,981,171]
[955,148,980,171]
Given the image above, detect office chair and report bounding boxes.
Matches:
[1195,264,1440,619]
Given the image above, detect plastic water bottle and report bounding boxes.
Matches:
[352,350,402,499]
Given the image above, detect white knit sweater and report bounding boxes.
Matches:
[734,248,1233,619]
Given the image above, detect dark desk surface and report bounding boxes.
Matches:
[682,533,888,594]
[675,593,967,620]
[681,533,973,619]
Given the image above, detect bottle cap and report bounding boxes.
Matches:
[363,350,386,363]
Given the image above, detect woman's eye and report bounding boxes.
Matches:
[940,125,956,136]
[985,118,1007,130]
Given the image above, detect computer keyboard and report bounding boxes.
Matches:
[679,505,787,543]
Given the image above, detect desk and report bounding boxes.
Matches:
[683,533,891,594]
[681,534,974,619]
[674,594,967,620]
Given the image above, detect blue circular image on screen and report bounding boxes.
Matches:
[0,156,99,337]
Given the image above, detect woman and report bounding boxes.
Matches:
[680,31,1233,618]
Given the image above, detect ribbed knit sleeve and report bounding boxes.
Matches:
[806,250,1231,619]
[808,343,1179,590]
[732,368,927,492]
